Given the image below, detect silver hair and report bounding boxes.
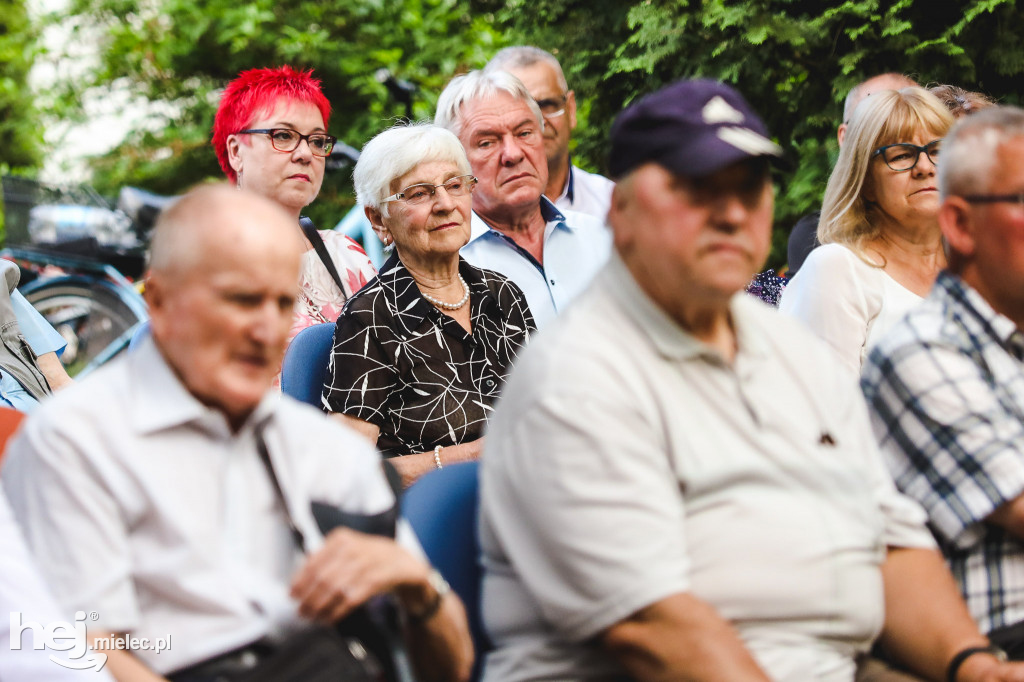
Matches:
[485,45,568,92]
[434,69,544,137]
[353,123,471,218]
[939,105,1024,199]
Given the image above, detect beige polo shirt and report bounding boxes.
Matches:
[479,255,934,682]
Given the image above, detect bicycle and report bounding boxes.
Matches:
[1,176,163,377]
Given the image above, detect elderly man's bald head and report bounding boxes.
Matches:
[148,183,301,279]
[145,183,304,429]
[838,73,918,145]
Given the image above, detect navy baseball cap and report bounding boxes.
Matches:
[608,79,784,179]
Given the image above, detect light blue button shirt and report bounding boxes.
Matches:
[0,291,67,412]
[460,198,611,329]
[12,290,66,357]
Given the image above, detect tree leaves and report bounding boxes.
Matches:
[500,0,1024,267]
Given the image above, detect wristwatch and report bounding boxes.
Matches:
[406,569,451,624]
[946,644,1008,682]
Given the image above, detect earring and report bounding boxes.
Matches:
[236,169,243,190]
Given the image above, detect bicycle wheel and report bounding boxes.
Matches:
[24,278,145,376]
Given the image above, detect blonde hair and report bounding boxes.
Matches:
[818,87,954,255]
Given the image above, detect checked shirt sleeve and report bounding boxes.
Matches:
[863,339,1024,551]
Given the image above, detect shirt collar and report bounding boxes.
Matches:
[557,162,576,205]
[128,334,277,436]
[539,195,565,223]
[935,270,1024,355]
[604,254,769,363]
[467,197,568,245]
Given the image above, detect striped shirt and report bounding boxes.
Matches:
[861,271,1024,633]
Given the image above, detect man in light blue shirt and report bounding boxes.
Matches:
[436,69,611,329]
[0,261,70,412]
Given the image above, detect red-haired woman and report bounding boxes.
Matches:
[212,66,376,343]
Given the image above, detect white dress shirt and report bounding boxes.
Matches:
[552,164,615,223]
[2,336,419,674]
[1,488,114,681]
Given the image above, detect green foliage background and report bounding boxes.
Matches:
[0,0,43,239]
[493,0,1024,267]
[18,0,1024,266]
[40,0,503,230]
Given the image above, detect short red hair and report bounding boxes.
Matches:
[212,66,332,183]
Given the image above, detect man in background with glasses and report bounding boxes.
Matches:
[486,46,615,222]
[863,105,1024,662]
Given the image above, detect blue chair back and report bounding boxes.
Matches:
[403,461,490,680]
[280,322,335,407]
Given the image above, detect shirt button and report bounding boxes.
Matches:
[485,379,496,388]
[549,279,555,285]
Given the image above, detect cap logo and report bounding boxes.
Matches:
[702,96,745,125]
[717,127,784,157]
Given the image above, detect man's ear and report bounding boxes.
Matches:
[607,179,633,252]
[566,90,578,131]
[939,197,976,258]
[364,205,391,245]
[143,273,169,337]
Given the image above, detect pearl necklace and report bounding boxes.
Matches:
[420,274,469,311]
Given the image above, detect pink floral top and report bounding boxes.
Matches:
[290,230,377,344]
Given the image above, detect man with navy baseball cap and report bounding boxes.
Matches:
[477,80,1024,682]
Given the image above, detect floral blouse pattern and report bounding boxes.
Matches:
[290,230,377,344]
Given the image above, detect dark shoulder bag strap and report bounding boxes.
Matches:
[253,422,410,682]
[254,421,309,554]
[299,217,346,294]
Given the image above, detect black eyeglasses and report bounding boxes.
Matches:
[963,193,1024,206]
[237,128,337,157]
[871,139,942,172]
[535,95,568,118]
[383,175,477,205]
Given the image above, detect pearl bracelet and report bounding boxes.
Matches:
[433,445,443,470]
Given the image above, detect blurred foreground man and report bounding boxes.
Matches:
[485,46,614,220]
[863,106,1024,661]
[479,80,1024,682]
[2,184,472,681]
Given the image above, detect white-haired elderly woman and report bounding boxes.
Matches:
[779,87,954,377]
[323,123,536,487]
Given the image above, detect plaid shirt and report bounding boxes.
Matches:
[862,271,1024,633]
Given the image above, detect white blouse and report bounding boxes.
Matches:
[779,243,924,378]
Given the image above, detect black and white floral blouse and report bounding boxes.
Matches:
[323,254,536,457]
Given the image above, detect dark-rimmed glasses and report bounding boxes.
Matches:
[963,193,1024,206]
[871,139,942,172]
[535,95,568,118]
[383,175,477,205]
[237,128,337,157]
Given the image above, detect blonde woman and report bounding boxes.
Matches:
[779,87,954,376]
